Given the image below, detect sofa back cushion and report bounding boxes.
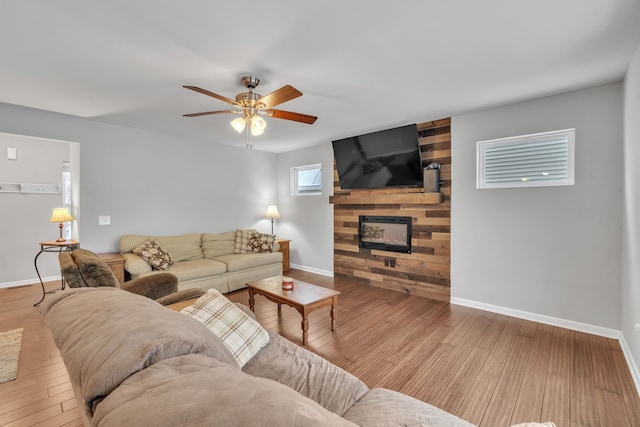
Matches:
[243,331,369,416]
[92,354,359,427]
[39,287,239,416]
[120,233,203,262]
[202,231,236,258]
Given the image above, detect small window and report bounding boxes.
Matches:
[291,164,322,196]
[477,128,575,189]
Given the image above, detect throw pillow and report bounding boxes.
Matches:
[234,229,255,254]
[133,239,173,271]
[181,289,270,367]
[246,232,275,253]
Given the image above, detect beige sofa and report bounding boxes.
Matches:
[119,231,282,293]
[41,287,477,427]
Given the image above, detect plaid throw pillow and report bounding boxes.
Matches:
[181,289,270,367]
[133,239,173,270]
[234,229,255,254]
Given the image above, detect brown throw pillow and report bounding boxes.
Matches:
[246,232,275,253]
[133,239,173,270]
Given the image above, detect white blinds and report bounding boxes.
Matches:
[477,129,575,189]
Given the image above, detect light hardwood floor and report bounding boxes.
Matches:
[1,270,639,426]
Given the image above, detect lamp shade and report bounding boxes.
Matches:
[265,205,280,219]
[230,117,246,133]
[250,116,267,136]
[50,208,74,223]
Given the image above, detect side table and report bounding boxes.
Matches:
[97,252,125,285]
[33,240,79,306]
[276,239,291,272]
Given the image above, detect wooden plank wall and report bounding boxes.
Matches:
[330,118,451,301]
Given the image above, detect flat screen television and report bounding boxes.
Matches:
[332,124,423,190]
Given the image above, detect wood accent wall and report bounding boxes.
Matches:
[329,118,451,301]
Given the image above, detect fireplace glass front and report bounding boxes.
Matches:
[358,215,412,253]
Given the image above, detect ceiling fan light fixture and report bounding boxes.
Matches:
[230,116,246,133]
[250,115,267,136]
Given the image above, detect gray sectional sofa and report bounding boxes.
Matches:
[40,287,477,427]
[119,231,282,293]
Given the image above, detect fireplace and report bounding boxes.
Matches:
[358,215,412,253]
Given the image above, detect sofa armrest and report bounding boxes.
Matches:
[156,288,206,306]
[121,252,151,275]
[121,273,179,300]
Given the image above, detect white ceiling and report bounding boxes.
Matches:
[1,1,639,153]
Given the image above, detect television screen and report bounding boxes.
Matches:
[332,124,423,190]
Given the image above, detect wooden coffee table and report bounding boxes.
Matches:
[246,276,340,346]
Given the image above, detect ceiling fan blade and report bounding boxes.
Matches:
[183,86,239,106]
[258,85,302,109]
[183,110,237,117]
[268,109,318,124]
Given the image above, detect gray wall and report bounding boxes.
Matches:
[0,133,71,284]
[0,102,278,284]
[276,142,334,275]
[451,83,623,330]
[622,43,640,378]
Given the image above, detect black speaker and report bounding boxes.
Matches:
[423,168,440,193]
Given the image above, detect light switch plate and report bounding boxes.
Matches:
[7,147,17,160]
[98,216,111,225]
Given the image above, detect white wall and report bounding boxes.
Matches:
[0,102,278,285]
[451,83,623,331]
[0,133,71,284]
[276,142,334,275]
[622,42,640,379]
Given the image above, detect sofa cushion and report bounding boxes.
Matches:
[120,233,203,262]
[182,290,270,367]
[234,228,257,254]
[155,233,203,262]
[39,287,239,415]
[92,354,358,427]
[247,232,276,253]
[214,252,282,273]
[133,239,173,271]
[120,234,153,254]
[342,388,475,427]
[202,231,236,258]
[160,258,227,282]
[243,330,369,416]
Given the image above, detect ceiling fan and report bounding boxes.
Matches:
[183,76,318,136]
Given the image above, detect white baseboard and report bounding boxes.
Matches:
[617,333,640,398]
[451,297,640,396]
[289,263,333,278]
[0,275,61,289]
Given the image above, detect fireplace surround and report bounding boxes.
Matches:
[358,215,412,253]
[331,117,451,301]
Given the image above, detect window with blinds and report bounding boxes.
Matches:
[477,128,575,189]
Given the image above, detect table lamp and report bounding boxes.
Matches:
[50,208,74,242]
[265,205,280,235]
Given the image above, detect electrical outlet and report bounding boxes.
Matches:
[98,216,111,225]
[635,323,640,334]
